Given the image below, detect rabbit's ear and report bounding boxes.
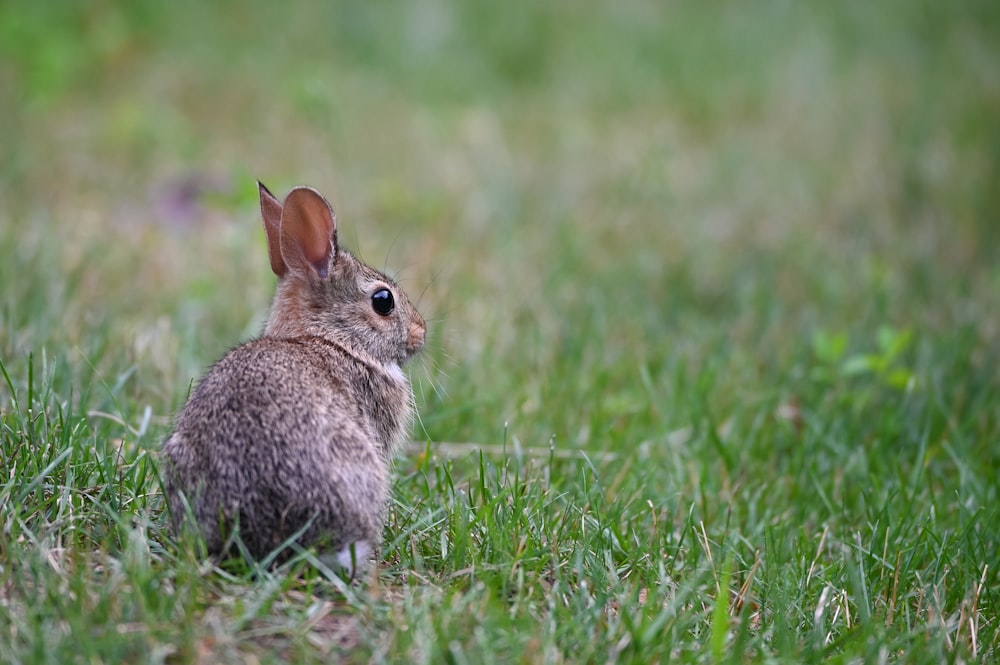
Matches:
[258,181,287,277]
[279,186,337,279]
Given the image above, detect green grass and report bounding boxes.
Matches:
[2,0,999,662]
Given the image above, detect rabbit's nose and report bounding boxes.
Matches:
[408,319,426,351]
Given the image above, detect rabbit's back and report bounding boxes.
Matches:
[162,336,401,560]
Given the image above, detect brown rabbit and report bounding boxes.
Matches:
[161,182,425,573]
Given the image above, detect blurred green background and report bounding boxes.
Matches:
[3,1,997,441]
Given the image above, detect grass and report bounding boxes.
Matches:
[1,0,999,662]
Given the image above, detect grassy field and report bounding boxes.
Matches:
[1,1,999,662]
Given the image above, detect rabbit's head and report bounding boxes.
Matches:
[258,183,425,366]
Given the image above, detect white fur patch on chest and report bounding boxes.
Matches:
[385,362,405,384]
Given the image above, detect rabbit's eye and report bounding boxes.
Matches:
[372,288,395,316]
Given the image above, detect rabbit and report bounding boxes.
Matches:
[161,182,425,575]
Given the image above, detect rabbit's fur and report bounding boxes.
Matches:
[161,183,425,571]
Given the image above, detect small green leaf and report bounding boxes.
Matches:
[877,326,912,360]
[885,368,915,391]
[811,330,848,365]
[842,354,878,376]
